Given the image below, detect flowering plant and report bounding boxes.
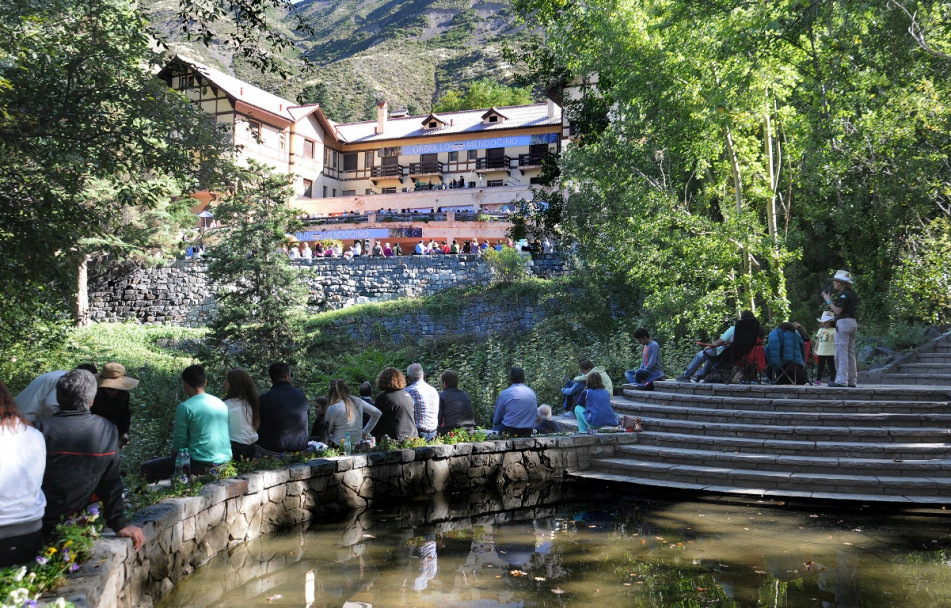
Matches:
[0,505,103,608]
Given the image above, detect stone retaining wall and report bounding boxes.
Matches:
[87,254,566,326]
[51,433,636,608]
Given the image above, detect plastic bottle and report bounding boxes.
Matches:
[174,449,185,476]
[181,448,191,477]
[342,432,352,455]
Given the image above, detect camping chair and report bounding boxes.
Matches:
[737,336,767,384]
[766,328,807,385]
[704,317,761,384]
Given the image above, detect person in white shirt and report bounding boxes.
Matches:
[0,380,46,567]
[301,243,313,260]
[222,368,259,460]
[324,379,381,446]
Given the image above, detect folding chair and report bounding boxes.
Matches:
[704,317,761,384]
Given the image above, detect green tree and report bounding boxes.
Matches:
[205,162,307,367]
[0,0,227,346]
[514,0,951,334]
[434,78,534,112]
[890,217,951,325]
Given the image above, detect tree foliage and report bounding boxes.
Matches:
[205,162,307,367]
[513,0,951,336]
[0,0,228,347]
[434,78,534,112]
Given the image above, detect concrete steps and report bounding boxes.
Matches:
[570,334,951,503]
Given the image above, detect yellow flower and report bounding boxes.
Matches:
[46,547,57,556]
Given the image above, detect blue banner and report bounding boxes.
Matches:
[295,227,422,241]
[401,133,558,156]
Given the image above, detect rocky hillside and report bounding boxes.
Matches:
[143,0,538,122]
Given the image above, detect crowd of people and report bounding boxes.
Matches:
[0,268,857,568]
[284,237,555,260]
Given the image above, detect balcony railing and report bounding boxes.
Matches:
[476,156,512,171]
[517,153,547,168]
[408,161,444,176]
[371,164,405,179]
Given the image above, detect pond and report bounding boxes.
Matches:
[157,481,951,607]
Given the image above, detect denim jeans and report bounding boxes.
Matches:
[683,348,717,379]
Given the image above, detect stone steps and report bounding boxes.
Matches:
[610,391,950,414]
[570,333,951,503]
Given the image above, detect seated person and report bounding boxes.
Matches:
[34,369,144,550]
[765,322,807,384]
[257,362,310,456]
[533,404,561,435]
[308,396,330,445]
[324,379,381,447]
[574,372,619,433]
[223,368,260,461]
[0,381,46,567]
[677,311,755,382]
[561,358,613,416]
[140,365,232,480]
[91,362,138,448]
[437,370,475,435]
[372,368,418,442]
[492,367,537,438]
[624,328,665,390]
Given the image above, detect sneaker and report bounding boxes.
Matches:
[813,381,821,386]
[561,411,575,418]
[848,383,856,388]
[827,382,847,387]
[675,375,690,383]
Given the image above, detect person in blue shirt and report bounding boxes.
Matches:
[575,371,618,433]
[624,328,665,390]
[491,367,537,437]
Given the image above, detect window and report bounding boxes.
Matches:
[246,120,261,138]
[382,187,397,194]
[303,178,313,198]
[303,139,315,159]
[487,179,504,187]
[322,185,327,197]
[429,121,437,128]
[467,150,477,161]
[342,189,356,196]
[529,177,543,185]
[488,115,498,123]
[365,151,374,168]
[448,151,458,162]
[343,153,357,171]
[332,188,336,197]
[365,188,374,195]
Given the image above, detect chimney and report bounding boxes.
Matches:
[376,100,388,135]
[547,99,557,120]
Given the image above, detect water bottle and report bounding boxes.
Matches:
[174,449,186,476]
[342,432,352,455]
[180,448,191,477]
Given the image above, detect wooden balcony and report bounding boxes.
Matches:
[475,155,512,172]
[517,153,547,168]
[408,161,444,176]
[370,164,405,184]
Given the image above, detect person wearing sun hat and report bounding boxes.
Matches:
[91,362,139,447]
[821,270,858,387]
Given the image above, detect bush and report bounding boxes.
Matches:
[482,246,529,284]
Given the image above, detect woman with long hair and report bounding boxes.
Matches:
[0,379,47,567]
[223,368,260,460]
[325,378,381,447]
[372,367,418,442]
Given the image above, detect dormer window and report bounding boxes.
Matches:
[421,113,448,130]
[481,107,509,125]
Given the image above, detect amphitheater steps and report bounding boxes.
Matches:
[570,379,951,504]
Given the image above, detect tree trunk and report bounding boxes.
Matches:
[764,100,778,241]
[724,125,742,214]
[76,255,90,327]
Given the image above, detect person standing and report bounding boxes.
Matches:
[814,311,836,385]
[257,362,310,455]
[91,362,139,448]
[405,363,440,441]
[822,270,858,387]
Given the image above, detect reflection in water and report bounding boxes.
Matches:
[157,483,951,608]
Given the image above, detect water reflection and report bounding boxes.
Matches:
[157,483,951,608]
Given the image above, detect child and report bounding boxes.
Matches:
[814,312,836,385]
[624,328,665,391]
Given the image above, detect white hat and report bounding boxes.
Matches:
[816,311,835,323]
[831,269,853,283]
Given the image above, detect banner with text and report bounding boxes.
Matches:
[400,133,558,156]
[296,227,422,241]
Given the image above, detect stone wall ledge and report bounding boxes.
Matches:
[46,433,637,608]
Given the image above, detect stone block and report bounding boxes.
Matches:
[258,468,290,488]
[335,457,353,471]
[432,444,454,458]
[200,482,227,506]
[132,501,184,534]
[288,463,313,481]
[221,478,249,499]
[268,484,287,503]
[428,459,451,490]
[243,472,264,494]
[400,449,417,463]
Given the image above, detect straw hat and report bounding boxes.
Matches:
[816,311,835,323]
[96,362,139,390]
[831,269,853,284]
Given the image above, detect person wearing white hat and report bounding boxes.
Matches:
[821,270,858,387]
[813,311,836,385]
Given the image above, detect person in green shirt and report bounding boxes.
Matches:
[139,365,231,481]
